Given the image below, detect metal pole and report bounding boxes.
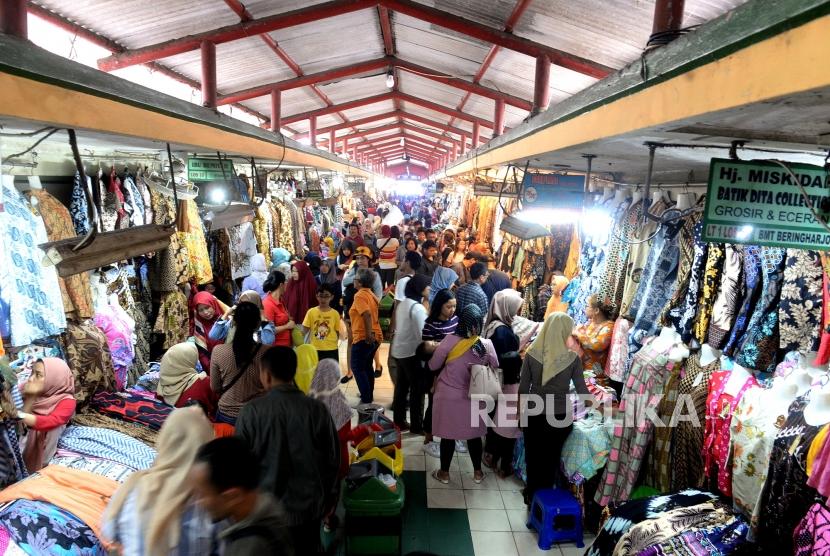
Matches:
[641,143,660,224]
[532,54,551,115]
[309,116,317,149]
[493,99,505,137]
[582,154,596,208]
[200,41,217,108]
[0,0,27,38]
[269,88,281,132]
[652,0,686,35]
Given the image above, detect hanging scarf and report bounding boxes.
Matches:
[157,343,203,406]
[484,289,524,339]
[191,291,223,354]
[283,261,320,322]
[21,358,75,472]
[104,407,214,556]
[309,359,352,429]
[526,312,578,384]
[430,267,458,303]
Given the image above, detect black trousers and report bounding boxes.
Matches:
[422,371,436,435]
[379,267,396,289]
[288,518,323,555]
[440,437,483,473]
[523,413,572,502]
[392,356,424,431]
[484,428,517,474]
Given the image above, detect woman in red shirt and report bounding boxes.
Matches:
[262,270,295,347]
[13,358,76,472]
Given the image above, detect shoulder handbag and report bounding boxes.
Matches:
[208,318,232,341]
[469,363,502,400]
[219,344,260,396]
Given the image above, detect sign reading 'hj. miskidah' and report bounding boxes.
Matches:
[702,158,830,250]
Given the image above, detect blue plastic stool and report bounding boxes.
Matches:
[526,488,583,550]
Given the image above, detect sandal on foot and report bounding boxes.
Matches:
[473,471,486,484]
[431,470,450,485]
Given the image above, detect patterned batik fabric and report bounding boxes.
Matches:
[707,245,744,348]
[619,201,666,318]
[62,321,116,408]
[703,371,758,497]
[228,222,258,280]
[90,391,172,431]
[627,216,682,355]
[57,426,156,470]
[121,175,146,227]
[0,183,66,347]
[779,249,823,354]
[586,490,719,556]
[153,291,190,349]
[730,386,792,541]
[758,395,821,554]
[69,171,92,236]
[671,353,720,491]
[71,411,158,447]
[28,189,95,321]
[613,501,735,556]
[605,318,631,383]
[692,243,725,345]
[639,515,749,556]
[597,203,639,315]
[724,245,762,357]
[666,222,708,344]
[794,502,830,556]
[0,499,105,555]
[178,200,213,286]
[595,338,674,507]
[49,454,134,483]
[253,205,272,268]
[561,414,614,482]
[646,364,683,492]
[658,214,700,331]
[0,420,26,488]
[148,188,189,292]
[735,247,786,374]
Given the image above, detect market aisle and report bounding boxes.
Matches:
[343,345,595,555]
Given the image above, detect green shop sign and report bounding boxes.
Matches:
[702,158,830,250]
[187,158,235,182]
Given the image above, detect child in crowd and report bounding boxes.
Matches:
[302,283,343,362]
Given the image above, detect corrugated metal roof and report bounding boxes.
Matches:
[29,0,749,165]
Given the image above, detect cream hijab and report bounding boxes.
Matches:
[104,406,214,555]
[483,289,523,339]
[525,312,578,384]
[157,343,204,406]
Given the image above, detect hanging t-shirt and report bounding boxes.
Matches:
[302,307,340,352]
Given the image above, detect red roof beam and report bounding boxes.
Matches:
[379,0,611,79]
[356,135,450,153]
[368,148,438,161]
[98,0,377,71]
[217,57,390,105]
[281,92,395,125]
[300,110,473,140]
[395,92,493,128]
[337,123,459,148]
[378,5,395,55]
[362,141,448,158]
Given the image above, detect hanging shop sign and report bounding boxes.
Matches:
[702,158,830,250]
[521,173,585,211]
[187,158,235,182]
[348,181,366,193]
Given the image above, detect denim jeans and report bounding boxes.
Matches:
[351,340,378,403]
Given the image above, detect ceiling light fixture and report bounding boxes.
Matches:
[386,70,395,89]
[400,137,405,146]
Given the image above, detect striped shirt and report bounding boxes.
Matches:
[421,315,459,342]
[210,343,268,419]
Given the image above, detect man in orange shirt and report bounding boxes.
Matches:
[349,268,384,403]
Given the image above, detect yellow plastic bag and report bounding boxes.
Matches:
[294,344,319,393]
[291,326,306,347]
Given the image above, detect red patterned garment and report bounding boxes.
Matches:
[90,391,172,431]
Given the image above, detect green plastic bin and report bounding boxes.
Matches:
[344,474,406,555]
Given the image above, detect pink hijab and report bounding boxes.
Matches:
[21,358,76,471]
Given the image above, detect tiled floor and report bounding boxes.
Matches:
[342,345,595,555]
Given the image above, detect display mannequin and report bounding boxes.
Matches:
[723,363,751,397]
[699,343,721,366]
[804,388,830,426]
[652,326,680,352]
[601,187,614,202]
[631,190,643,205]
[668,343,690,362]
[784,366,815,397]
[612,187,630,208]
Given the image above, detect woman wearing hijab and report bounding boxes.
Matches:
[519,312,590,504]
[103,406,215,555]
[241,253,269,298]
[191,291,228,372]
[428,305,499,485]
[429,254,459,304]
[391,274,431,432]
[271,247,291,271]
[157,343,217,416]
[317,258,343,313]
[482,290,523,477]
[336,240,356,282]
[11,358,76,472]
[283,261,319,323]
[544,273,571,318]
[304,253,323,280]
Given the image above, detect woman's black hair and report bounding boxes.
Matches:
[232,301,261,366]
[441,247,453,264]
[404,237,417,250]
[428,288,456,322]
[262,270,286,293]
[338,239,356,260]
[391,225,400,239]
[404,274,431,302]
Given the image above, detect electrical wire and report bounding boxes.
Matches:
[0,126,56,137]
[770,159,830,235]
[4,128,62,159]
